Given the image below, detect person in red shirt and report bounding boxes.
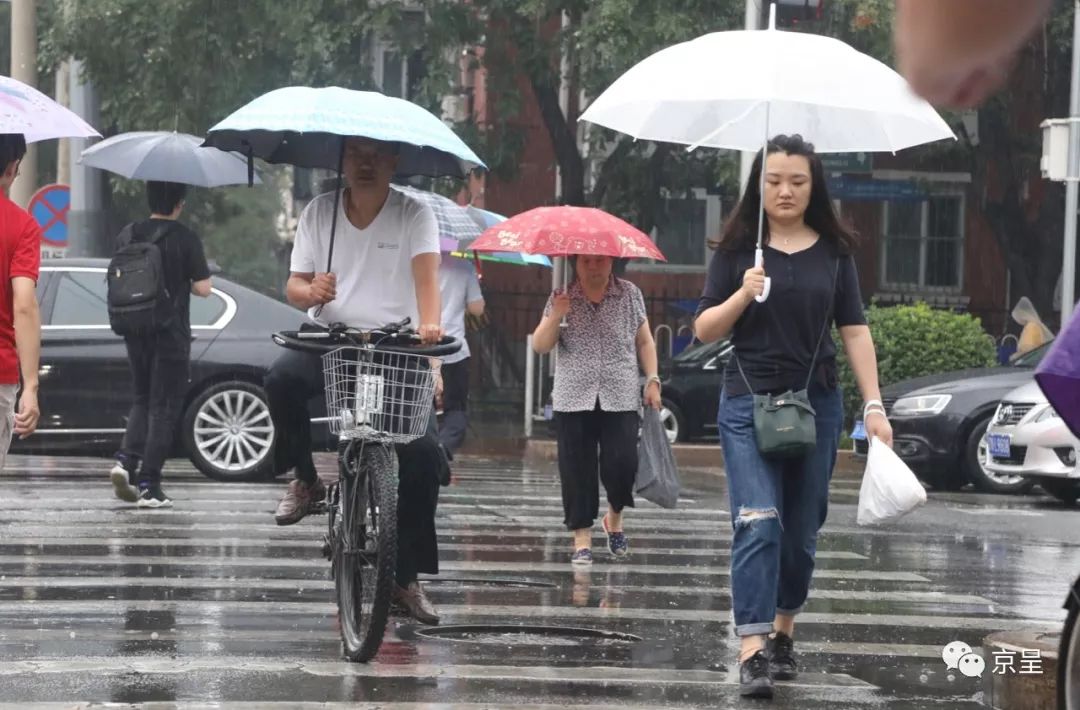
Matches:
[0,134,41,468]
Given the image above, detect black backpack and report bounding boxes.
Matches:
[106,222,175,336]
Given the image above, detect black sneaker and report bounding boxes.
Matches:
[137,486,173,509]
[739,650,774,699]
[768,632,797,680]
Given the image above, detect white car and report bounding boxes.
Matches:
[983,381,1080,505]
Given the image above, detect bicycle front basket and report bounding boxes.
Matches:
[321,346,438,444]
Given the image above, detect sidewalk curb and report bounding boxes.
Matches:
[983,630,1059,710]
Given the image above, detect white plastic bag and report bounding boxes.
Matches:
[857,437,928,526]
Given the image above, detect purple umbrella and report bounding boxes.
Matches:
[1035,308,1080,438]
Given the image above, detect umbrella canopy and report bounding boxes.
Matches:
[0,76,100,143]
[389,186,552,267]
[390,184,482,248]
[79,131,262,187]
[580,7,952,303]
[204,86,485,178]
[1035,315,1080,439]
[456,207,551,267]
[579,16,954,153]
[468,206,666,261]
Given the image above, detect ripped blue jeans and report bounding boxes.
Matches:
[717,384,843,637]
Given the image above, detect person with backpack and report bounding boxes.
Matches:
[0,134,42,468]
[108,181,212,508]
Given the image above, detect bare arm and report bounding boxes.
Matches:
[840,324,892,446]
[694,289,753,343]
[285,272,332,311]
[636,320,658,377]
[12,277,40,438]
[839,325,881,403]
[466,299,486,318]
[191,278,212,298]
[533,297,567,354]
[412,253,442,330]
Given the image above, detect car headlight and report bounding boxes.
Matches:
[1035,405,1061,423]
[891,394,952,417]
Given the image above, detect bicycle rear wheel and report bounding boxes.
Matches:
[334,442,398,662]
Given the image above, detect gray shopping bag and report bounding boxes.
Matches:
[635,407,681,508]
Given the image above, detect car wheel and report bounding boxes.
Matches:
[183,380,275,482]
[659,399,686,444]
[965,415,1036,495]
[1040,479,1080,506]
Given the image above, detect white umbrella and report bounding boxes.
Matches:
[0,76,100,142]
[79,131,262,187]
[579,6,955,301]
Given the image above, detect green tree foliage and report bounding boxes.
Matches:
[836,302,997,425]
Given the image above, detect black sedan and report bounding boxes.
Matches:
[14,258,332,481]
[658,339,731,443]
[867,342,1052,494]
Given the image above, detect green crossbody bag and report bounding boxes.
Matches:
[734,258,839,459]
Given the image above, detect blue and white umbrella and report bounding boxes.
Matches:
[0,76,100,142]
[80,131,261,187]
[389,186,551,270]
[390,184,483,250]
[203,86,485,178]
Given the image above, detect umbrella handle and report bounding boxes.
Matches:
[754,249,771,303]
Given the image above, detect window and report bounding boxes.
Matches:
[191,292,228,327]
[639,188,722,270]
[52,272,109,326]
[882,195,964,290]
[379,49,406,98]
[374,13,425,100]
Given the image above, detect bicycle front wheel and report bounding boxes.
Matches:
[335,442,398,662]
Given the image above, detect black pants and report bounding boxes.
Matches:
[438,358,470,455]
[264,346,448,587]
[555,405,640,531]
[119,334,189,485]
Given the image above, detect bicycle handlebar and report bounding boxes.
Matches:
[271,319,461,358]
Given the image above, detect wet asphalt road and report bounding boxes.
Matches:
[0,453,1076,709]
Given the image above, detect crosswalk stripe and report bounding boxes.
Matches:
[0,453,1051,708]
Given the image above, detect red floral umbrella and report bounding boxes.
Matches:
[466,206,667,261]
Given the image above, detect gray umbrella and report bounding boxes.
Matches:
[79,131,261,187]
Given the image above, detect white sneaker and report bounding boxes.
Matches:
[110,464,139,503]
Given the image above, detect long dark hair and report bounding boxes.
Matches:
[710,134,858,254]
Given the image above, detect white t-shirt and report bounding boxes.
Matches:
[290,189,440,329]
[439,257,483,364]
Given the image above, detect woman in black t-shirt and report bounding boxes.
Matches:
[695,135,892,699]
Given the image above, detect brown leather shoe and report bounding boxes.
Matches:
[274,478,325,526]
[393,581,440,625]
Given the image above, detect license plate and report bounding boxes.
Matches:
[987,433,1012,459]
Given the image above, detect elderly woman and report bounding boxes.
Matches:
[532,255,662,565]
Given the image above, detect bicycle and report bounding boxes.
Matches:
[272,319,459,662]
[1061,573,1079,709]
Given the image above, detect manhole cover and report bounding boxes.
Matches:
[419,577,556,589]
[414,624,641,647]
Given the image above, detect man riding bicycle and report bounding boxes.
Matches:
[266,136,448,625]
